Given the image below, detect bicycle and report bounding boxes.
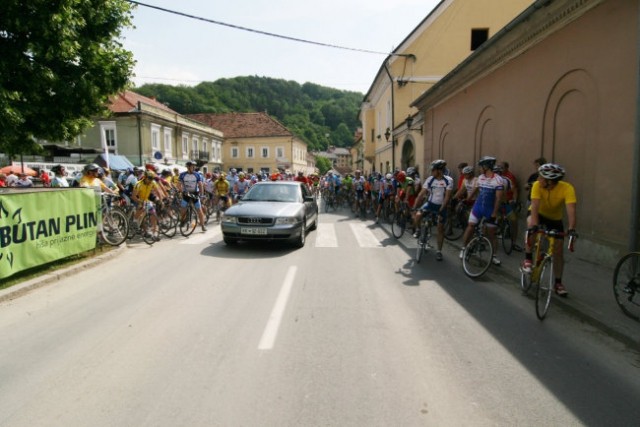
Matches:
[521,228,576,320]
[100,193,129,246]
[391,200,412,238]
[415,210,437,263]
[461,218,494,278]
[179,192,201,237]
[496,204,515,255]
[444,198,469,241]
[612,251,640,321]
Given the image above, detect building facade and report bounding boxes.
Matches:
[78,91,223,171]
[359,0,532,174]
[189,112,309,175]
[411,0,638,265]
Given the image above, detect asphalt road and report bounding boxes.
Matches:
[0,210,639,426]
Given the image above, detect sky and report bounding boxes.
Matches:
[121,0,442,95]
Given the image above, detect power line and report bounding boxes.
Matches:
[126,0,405,57]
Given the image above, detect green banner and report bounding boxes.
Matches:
[0,189,100,280]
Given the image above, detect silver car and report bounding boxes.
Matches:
[221,181,318,247]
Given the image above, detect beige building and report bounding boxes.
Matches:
[410,0,638,265]
[78,91,223,171]
[359,0,532,175]
[189,112,309,175]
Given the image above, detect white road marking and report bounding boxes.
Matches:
[314,223,338,247]
[258,265,297,350]
[349,223,383,247]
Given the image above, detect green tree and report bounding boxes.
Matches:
[0,0,135,155]
[315,156,333,175]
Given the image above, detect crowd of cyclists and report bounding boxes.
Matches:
[315,156,577,297]
[21,155,576,296]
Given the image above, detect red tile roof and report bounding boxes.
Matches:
[188,112,292,138]
[109,90,177,114]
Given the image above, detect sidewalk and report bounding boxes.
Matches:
[377,219,640,351]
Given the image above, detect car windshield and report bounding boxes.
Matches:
[242,184,300,203]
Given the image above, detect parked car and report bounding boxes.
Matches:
[220,181,318,248]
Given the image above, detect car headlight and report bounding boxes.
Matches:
[221,215,237,224]
[275,217,298,225]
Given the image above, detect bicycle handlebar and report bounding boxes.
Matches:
[526,227,577,252]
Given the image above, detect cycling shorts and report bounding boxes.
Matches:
[529,213,565,237]
[420,202,447,222]
[181,193,202,209]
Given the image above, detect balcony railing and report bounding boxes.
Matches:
[190,150,210,161]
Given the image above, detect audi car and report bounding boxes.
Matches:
[220,181,318,247]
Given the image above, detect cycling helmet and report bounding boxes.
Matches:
[492,165,503,173]
[538,163,565,181]
[144,171,156,179]
[231,168,237,173]
[185,160,195,167]
[406,167,416,176]
[385,173,393,180]
[462,166,474,175]
[238,172,245,178]
[478,156,497,169]
[85,163,100,172]
[396,171,406,183]
[431,159,447,170]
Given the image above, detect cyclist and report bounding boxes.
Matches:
[132,171,163,240]
[413,160,454,261]
[214,172,231,210]
[179,160,207,232]
[352,170,366,216]
[79,163,114,193]
[459,156,504,266]
[522,163,577,297]
[233,172,251,203]
[375,173,395,224]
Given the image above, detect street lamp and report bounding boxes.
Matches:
[384,127,391,143]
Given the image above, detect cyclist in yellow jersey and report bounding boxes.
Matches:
[214,173,231,209]
[132,171,163,240]
[522,163,577,296]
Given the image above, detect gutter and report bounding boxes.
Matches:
[631,2,640,251]
[137,101,143,166]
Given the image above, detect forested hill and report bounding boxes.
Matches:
[134,76,363,151]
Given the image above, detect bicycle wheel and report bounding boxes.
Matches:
[520,268,532,294]
[535,257,553,319]
[140,214,156,245]
[462,236,493,278]
[444,207,466,241]
[613,252,640,320]
[179,205,197,237]
[159,207,178,238]
[415,224,426,263]
[391,210,407,238]
[101,209,129,246]
[501,220,514,254]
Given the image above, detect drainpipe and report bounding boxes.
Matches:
[383,58,396,170]
[631,6,640,252]
[137,101,143,166]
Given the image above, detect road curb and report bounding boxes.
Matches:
[0,244,127,304]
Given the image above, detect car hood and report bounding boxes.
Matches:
[225,201,304,217]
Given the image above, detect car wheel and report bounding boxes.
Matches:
[294,220,306,248]
[223,236,238,245]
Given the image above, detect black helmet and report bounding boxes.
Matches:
[431,159,447,170]
[186,160,195,167]
[478,156,497,169]
[85,163,100,172]
[538,163,565,181]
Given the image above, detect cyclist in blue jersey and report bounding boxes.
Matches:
[459,156,504,266]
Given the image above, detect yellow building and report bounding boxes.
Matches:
[359,0,533,175]
[189,112,309,175]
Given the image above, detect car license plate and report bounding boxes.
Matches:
[241,227,267,235]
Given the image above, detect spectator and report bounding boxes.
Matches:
[50,165,69,188]
[5,171,18,187]
[39,169,51,187]
[0,173,7,187]
[15,173,33,188]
